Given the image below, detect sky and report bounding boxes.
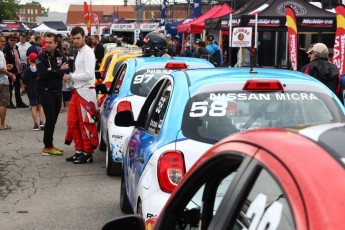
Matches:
[20,0,126,13]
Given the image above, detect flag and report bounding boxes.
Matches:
[159,0,167,26]
[285,6,298,71]
[93,12,99,34]
[193,0,201,18]
[111,13,119,23]
[333,4,345,75]
[84,2,91,34]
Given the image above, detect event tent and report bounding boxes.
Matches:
[32,23,58,33]
[0,23,29,32]
[177,4,233,34]
[205,0,336,32]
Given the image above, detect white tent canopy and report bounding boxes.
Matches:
[32,23,57,33]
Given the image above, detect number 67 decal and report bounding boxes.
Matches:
[245,193,283,230]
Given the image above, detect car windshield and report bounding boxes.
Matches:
[130,69,174,97]
[182,91,345,144]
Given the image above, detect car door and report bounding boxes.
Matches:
[153,142,259,230]
[125,79,172,207]
[210,149,305,230]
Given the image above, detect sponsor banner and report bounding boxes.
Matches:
[248,18,280,27]
[285,6,298,71]
[140,23,159,30]
[333,4,345,75]
[232,27,252,47]
[301,19,334,27]
[112,23,135,31]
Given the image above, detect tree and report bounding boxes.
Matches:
[25,1,49,16]
[0,0,21,21]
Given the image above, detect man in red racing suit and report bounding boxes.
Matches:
[63,26,99,164]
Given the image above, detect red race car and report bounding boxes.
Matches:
[103,123,345,230]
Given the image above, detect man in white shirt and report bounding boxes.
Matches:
[63,26,98,164]
[16,33,31,93]
[0,35,15,130]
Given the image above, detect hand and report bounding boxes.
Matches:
[60,62,69,70]
[63,74,71,82]
[12,74,16,81]
[6,64,13,70]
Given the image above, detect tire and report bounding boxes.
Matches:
[120,173,133,213]
[98,126,106,151]
[106,140,121,176]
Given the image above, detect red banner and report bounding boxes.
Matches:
[285,6,298,71]
[83,2,91,34]
[333,4,345,75]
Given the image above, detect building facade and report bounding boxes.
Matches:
[19,5,42,22]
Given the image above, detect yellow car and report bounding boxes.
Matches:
[97,51,141,108]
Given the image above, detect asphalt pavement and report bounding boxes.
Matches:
[0,96,123,230]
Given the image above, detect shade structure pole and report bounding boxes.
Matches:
[229,13,232,67]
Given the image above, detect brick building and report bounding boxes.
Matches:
[19,4,42,22]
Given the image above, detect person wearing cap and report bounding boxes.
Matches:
[304,42,343,103]
[36,32,70,156]
[192,40,210,59]
[3,34,29,109]
[299,43,315,72]
[206,35,222,66]
[0,35,15,130]
[22,52,45,131]
[180,42,192,57]
[16,33,31,95]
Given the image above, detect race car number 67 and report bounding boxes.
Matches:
[245,193,283,230]
[189,101,228,117]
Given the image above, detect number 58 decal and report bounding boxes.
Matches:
[189,101,228,117]
[245,193,283,230]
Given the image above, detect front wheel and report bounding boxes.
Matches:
[106,140,121,176]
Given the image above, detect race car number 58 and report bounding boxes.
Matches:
[189,101,228,117]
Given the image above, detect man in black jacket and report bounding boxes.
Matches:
[305,43,344,104]
[36,32,70,156]
[192,40,210,59]
[3,34,28,108]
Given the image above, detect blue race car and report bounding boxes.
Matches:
[97,57,214,176]
[115,67,345,219]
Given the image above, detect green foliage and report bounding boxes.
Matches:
[0,0,21,21]
[42,6,49,16]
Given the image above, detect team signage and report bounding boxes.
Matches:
[232,27,252,47]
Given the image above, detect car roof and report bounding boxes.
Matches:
[127,57,215,70]
[170,67,336,96]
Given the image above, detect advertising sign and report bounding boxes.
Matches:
[232,27,252,47]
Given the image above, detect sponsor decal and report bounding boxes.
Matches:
[248,19,280,27]
[276,1,307,15]
[301,19,334,27]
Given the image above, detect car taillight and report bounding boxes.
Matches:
[243,79,284,91]
[105,82,112,91]
[157,151,185,193]
[165,62,188,69]
[117,101,132,112]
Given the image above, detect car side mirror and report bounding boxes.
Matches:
[95,84,108,94]
[115,110,135,127]
[102,214,145,230]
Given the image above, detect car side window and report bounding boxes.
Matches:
[114,65,127,93]
[231,169,295,230]
[109,63,126,94]
[136,79,166,129]
[146,81,172,135]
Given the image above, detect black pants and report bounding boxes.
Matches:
[38,90,62,148]
[9,74,23,105]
